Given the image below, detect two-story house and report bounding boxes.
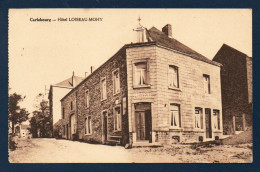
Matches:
[60,23,223,146]
[48,72,84,137]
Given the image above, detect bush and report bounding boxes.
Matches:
[8,135,17,151]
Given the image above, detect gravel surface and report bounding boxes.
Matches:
[9,138,253,163]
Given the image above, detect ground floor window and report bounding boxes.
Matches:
[170,104,181,128]
[85,116,92,135]
[213,109,220,130]
[195,107,203,129]
[114,107,121,131]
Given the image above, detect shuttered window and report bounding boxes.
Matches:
[101,78,107,100]
[85,116,92,135]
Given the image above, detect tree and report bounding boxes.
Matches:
[8,93,30,135]
[30,94,52,138]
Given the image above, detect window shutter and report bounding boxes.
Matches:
[132,63,136,87]
[200,110,203,129]
[146,61,150,85]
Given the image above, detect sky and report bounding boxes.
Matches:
[9,9,252,115]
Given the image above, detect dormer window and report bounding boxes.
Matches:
[133,17,149,43]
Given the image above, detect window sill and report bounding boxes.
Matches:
[169,127,183,131]
[85,133,92,136]
[168,86,181,91]
[101,98,107,102]
[193,129,205,132]
[133,85,151,89]
[213,130,222,133]
[113,91,120,96]
[114,130,122,133]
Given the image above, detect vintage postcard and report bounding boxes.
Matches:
[8,9,252,163]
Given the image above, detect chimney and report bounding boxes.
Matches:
[162,24,172,38]
[72,71,75,87]
[90,66,95,73]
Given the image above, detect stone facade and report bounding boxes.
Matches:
[213,44,252,135]
[60,47,129,145]
[126,43,222,144]
[60,25,223,146]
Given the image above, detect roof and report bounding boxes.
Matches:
[60,46,126,102]
[213,44,251,60]
[53,76,84,88]
[21,124,30,130]
[147,27,221,66]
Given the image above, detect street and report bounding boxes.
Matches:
[9,138,252,163]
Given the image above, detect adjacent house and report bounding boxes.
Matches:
[19,124,31,139]
[59,23,223,146]
[213,44,252,135]
[48,73,84,137]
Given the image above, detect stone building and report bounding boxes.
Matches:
[48,73,84,137]
[60,23,223,146]
[213,44,252,135]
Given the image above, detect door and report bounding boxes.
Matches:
[136,111,146,140]
[103,112,108,141]
[205,108,212,138]
[70,114,75,139]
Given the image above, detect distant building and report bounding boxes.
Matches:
[48,73,84,137]
[19,124,31,139]
[213,44,252,135]
[59,22,222,146]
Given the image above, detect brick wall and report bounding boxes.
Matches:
[61,47,129,145]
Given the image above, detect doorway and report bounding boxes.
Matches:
[135,103,152,142]
[103,111,108,142]
[70,114,76,140]
[205,108,212,138]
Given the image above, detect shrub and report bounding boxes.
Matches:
[8,135,17,151]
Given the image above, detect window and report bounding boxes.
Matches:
[170,104,181,128]
[70,114,76,134]
[134,62,150,87]
[114,107,121,131]
[62,107,65,119]
[70,101,73,110]
[194,107,203,129]
[85,90,89,108]
[213,110,220,130]
[113,69,120,94]
[168,65,179,88]
[203,74,210,94]
[85,116,92,135]
[101,78,107,100]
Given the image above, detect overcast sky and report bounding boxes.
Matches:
[9,9,252,114]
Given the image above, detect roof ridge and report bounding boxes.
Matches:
[148,26,219,66]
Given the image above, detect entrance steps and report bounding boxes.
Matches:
[132,141,162,148]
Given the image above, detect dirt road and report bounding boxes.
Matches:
[9,138,252,163]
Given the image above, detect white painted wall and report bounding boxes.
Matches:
[52,87,72,125]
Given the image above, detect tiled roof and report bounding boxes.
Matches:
[54,76,84,88]
[148,27,221,66]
